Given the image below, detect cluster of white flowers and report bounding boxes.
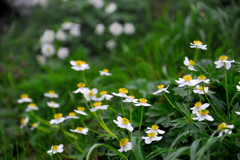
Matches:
[142,125,165,144]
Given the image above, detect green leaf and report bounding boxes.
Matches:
[145,148,170,160]
[131,137,145,160]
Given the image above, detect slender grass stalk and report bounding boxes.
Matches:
[194,48,199,62]
[224,64,230,121]
[137,106,144,140]
[121,98,125,117]
[81,120,109,137]
[205,121,214,132]
[81,71,87,84]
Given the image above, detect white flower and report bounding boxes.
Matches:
[153,84,169,95]
[97,91,113,101]
[90,102,108,112]
[65,112,79,119]
[236,111,240,115]
[73,83,88,94]
[49,113,65,124]
[123,95,138,103]
[70,127,89,135]
[193,85,209,95]
[105,39,116,50]
[109,22,123,36]
[70,24,81,37]
[20,117,29,129]
[47,101,60,108]
[17,94,32,103]
[124,23,135,35]
[184,57,197,71]
[95,23,105,35]
[142,132,162,144]
[40,29,55,43]
[118,138,132,152]
[175,75,198,87]
[44,90,59,98]
[83,88,98,101]
[55,30,67,41]
[217,123,234,137]
[100,69,112,76]
[32,0,48,7]
[57,47,69,60]
[26,103,39,112]
[134,98,151,107]
[41,43,55,57]
[74,107,88,115]
[113,116,133,132]
[47,144,64,155]
[62,21,73,30]
[70,60,90,71]
[36,55,46,65]
[146,125,165,135]
[196,75,210,84]
[190,40,207,50]
[88,0,104,8]
[30,122,40,131]
[190,102,209,114]
[105,2,117,14]
[193,109,214,121]
[112,88,128,98]
[236,82,240,91]
[214,56,235,70]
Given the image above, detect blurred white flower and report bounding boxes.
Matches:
[113,116,133,132]
[70,24,81,36]
[90,102,108,112]
[20,117,29,129]
[214,56,234,70]
[65,112,79,119]
[62,21,73,30]
[36,55,46,65]
[196,75,210,84]
[123,95,138,103]
[184,57,197,71]
[17,94,32,103]
[83,88,98,101]
[190,40,207,50]
[153,84,169,95]
[97,91,113,101]
[44,90,59,98]
[105,39,116,50]
[30,122,40,131]
[175,75,198,87]
[124,23,135,35]
[146,125,165,135]
[40,29,55,43]
[95,23,105,35]
[55,30,67,41]
[235,111,240,115]
[88,0,104,8]
[47,101,60,108]
[112,88,128,98]
[109,22,123,36]
[193,85,209,95]
[41,43,55,57]
[99,69,112,76]
[142,132,162,144]
[217,123,234,137]
[49,113,65,124]
[193,109,214,121]
[134,98,151,107]
[33,0,48,7]
[105,2,117,14]
[57,47,69,60]
[70,127,89,135]
[70,60,90,71]
[47,144,64,155]
[73,83,88,94]
[236,82,240,91]
[118,138,132,152]
[190,102,209,114]
[26,103,39,112]
[74,107,87,115]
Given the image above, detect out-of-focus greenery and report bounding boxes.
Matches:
[1,0,240,159]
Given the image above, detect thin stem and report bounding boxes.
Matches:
[81,120,109,137]
[194,48,199,62]
[187,87,191,118]
[137,106,144,140]
[205,121,214,132]
[130,103,133,138]
[121,98,125,117]
[100,77,105,91]
[81,71,87,84]
[224,64,230,121]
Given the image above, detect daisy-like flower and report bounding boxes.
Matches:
[105,39,116,50]
[88,0,104,9]
[124,23,135,35]
[118,138,132,152]
[146,125,165,135]
[183,57,197,71]
[109,22,123,36]
[217,123,234,137]
[123,95,138,103]
[105,2,117,14]
[70,60,90,71]
[36,55,46,65]
[175,75,198,87]
[214,55,235,70]
[113,116,133,132]
[17,94,33,103]
[83,88,98,101]
[235,111,240,115]
[47,144,64,155]
[65,112,79,120]
[196,75,210,84]
[73,83,88,94]
[193,109,214,121]
[40,29,55,43]
[55,30,67,41]
[62,21,73,30]
[57,47,69,60]
[190,40,207,50]
[41,43,55,57]
[142,132,162,144]
[95,23,104,35]
[97,91,113,101]
[193,85,209,94]
[70,24,81,37]
[99,69,112,76]
[190,102,210,114]
[90,102,108,112]
[26,103,39,112]
[134,98,151,107]
[70,127,89,135]
[153,84,169,95]
[49,113,65,124]
[74,107,87,115]
[112,88,128,98]
[47,101,60,108]
[44,90,59,98]
[30,122,40,131]
[20,117,29,129]
[236,82,240,91]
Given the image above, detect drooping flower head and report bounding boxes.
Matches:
[118,138,132,152]
[217,123,234,137]
[214,55,235,70]
[20,117,29,129]
[153,84,169,95]
[113,116,133,132]
[30,122,40,131]
[184,57,197,71]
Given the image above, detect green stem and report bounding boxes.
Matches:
[137,106,144,140]
[81,120,109,137]
[224,64,230,121]
[205,121,214,132]
[187,87,191,118]
[230,91,240,107]
[130,103,133,139]
[194,48,199,62]
[121,98,125,117]
[100,77,105,91]
[81,71,87,84]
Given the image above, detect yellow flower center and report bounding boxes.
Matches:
[217,123,227,131]
[20,118,25,124]
[29,103,36,107]
[21,94,29,98]
[193,40,203,45]
[77,83,86,88]
[100,91,107,95]
[139,98,147,103]
[32,123,37,127]
[89,90,94,97]
[189,60,195,66]
[46,48,50,52]
[151,125,159,130]
[128,95,135,99]
[121,118,129,125]
[75,60,86,66]
[77,107,85,111]
[68,112,76,116]
[76,127,84,132]
[120,138,129,146]
[54,113,63,119]
[119,88,128,94]
[157,84,164,90]
[198,86,204,91]
[219,56,228,61]
[198,75,206,80]
[51,101,56,105]
[103,69,109,73]
[183,75,192,82]
[194,102,202,108]
[52,145,59,151]
[198,109,209,115]
[48,90,56,94]
[147,132,157,138]
[94,102,102,107]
